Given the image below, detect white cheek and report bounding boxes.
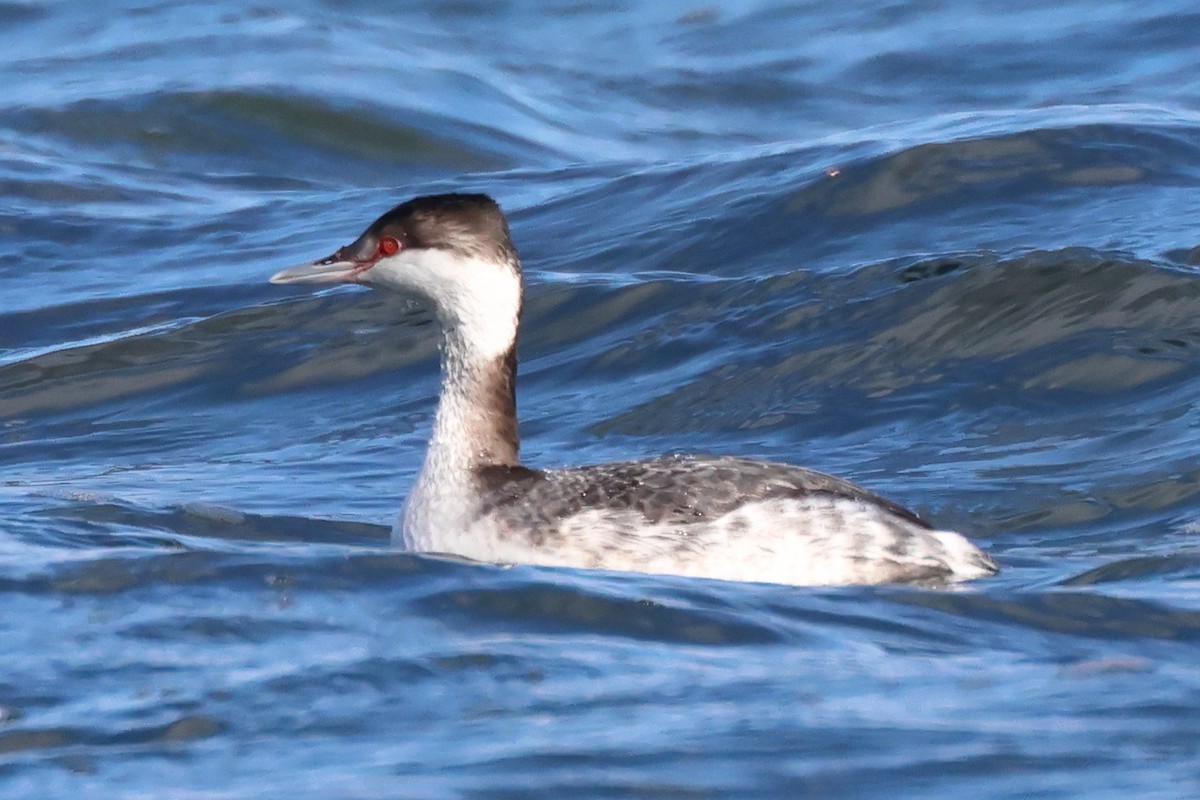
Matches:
[370,249,521,360]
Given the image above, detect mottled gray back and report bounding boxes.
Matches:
[475,454,932,531]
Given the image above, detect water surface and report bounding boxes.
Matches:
[3,1,1200,797]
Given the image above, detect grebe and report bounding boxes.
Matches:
[271,193,997,586]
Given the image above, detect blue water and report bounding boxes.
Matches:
[3,1,1200,797]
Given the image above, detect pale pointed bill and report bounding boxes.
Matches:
[269,258,361,285]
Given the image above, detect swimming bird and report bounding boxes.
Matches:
[271,193,997,586]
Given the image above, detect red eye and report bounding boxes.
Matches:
[378,236,400,257]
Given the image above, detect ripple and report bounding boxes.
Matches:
[413,574,786,646]
[5,2,1200,796]
[8,90,538,183]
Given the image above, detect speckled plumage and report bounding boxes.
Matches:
[454,455,996,585]
[476,454,925,530]
[272,193,998,587]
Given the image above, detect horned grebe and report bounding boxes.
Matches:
[271,193,997,586]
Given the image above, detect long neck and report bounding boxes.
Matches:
[400,314,518,546]
[429,324,520,471]
[393,248,523,546]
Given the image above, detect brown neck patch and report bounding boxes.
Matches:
[475,340,520,466]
